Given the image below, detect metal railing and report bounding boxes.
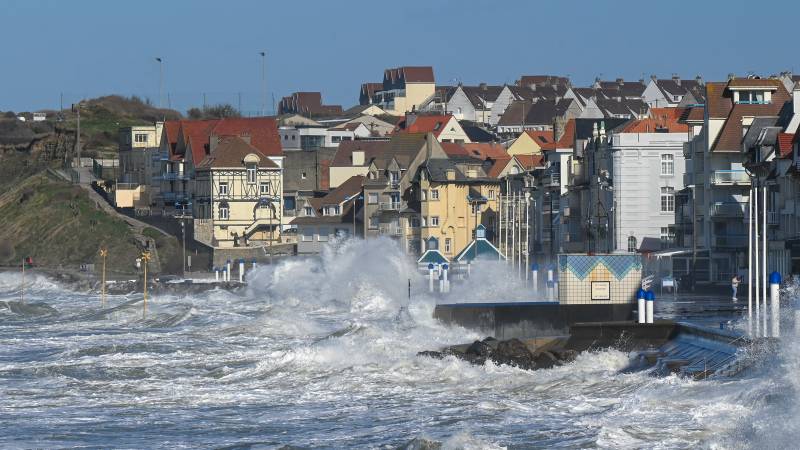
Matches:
[378,201,405,211]
[159,172,189,181]
[710,202,745,218]
[710,170,750,185]
[379,226,403,236]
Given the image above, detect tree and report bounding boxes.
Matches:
[187,104,241,119]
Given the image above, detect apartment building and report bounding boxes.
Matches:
[292,175,364,254]
[370,66,436,115]
[117,123,164,206]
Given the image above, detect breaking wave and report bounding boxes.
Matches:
[0,239,796,448]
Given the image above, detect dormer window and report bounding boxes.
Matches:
[304,206,314,216]
[736,91,766,105]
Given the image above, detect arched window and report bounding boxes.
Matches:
[627,236,637,253]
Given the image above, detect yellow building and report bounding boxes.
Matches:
[415,158,500,258]
[193,137,283,248]
[506,130,554,156]
[374,66,436,115]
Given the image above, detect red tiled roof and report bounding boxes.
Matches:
[210,117,282,157]
[727,78,782,88]
[620,108,689,133]
[330,140,393,167]
[440,142,470,157]
[395,114,454,137]
[486,156,513,178]
[778,133,794,158]
[515,154,544,170]
[182,120,220,164]
[541,119,575,150]
[196,136,278,169]
[463,143,508,159]
[163,120,182,160]
[712,82,790,152]
[524,130,554,146]
[679,106,705,123]
[705,82,732,119]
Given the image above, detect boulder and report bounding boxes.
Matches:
[465,340,493,358]
[533,351,559,369]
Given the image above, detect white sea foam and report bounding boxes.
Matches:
[0,238,795,448]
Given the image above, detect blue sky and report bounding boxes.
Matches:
[2,0,798,114]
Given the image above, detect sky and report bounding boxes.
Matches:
[2,0,799,114]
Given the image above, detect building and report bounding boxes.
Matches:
[117,122,165,206]
[393,113,472,143]
[420,84,504,124]
[506,130,554,156]
[193,136,283,249]
[680,77,790,284]
[371,66,436,115]
[292,175,364,254]
[277,92,343,117]
[642,75,705,108]
[281,146,337,223]
[328,140,392,189]
[496,98,581,135]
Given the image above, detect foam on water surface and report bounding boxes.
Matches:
[0,239,795,448]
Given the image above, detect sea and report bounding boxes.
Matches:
[0,238,797,449]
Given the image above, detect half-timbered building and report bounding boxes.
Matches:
[193,136,283,248]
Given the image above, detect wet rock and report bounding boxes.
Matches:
[398,437,442,450]
[552,349,578,363]
[465,340,493,357]
[491,338,536,369]
[416,350,446,360]
[533,351,559,369]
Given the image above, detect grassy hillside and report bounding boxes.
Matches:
[0,171,142,273]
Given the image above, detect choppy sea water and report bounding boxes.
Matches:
[0,238,797,449]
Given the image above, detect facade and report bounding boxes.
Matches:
[506,130,554,156]
[193,137,283,248]
[292,175,364,254]
[642,76,704,108]
[328,140,391,188]
[118,123,165,205]
[371,66,436,115]
[394,114,471,143]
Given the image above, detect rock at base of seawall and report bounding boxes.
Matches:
[418,337,576,371]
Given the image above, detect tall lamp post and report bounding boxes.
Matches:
[260,51,267,115]
[155,57,163,109]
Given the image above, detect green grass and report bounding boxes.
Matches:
[0,173,141,273]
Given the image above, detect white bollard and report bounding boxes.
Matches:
[638,289,646,324]
[547,267,554,300]
[214,268,219,281]
[251,259,257,271]
[226,260,232,282]
[532,264,539,293]
[770,272,781,337]
[239,260,245,283]
[443,264,449,293]
[646,291,655,324]
[428,263,435,293]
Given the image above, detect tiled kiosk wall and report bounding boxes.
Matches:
[558,254,642,305]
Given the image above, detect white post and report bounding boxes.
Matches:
[518,194,523,279]
[428,264,435,293]
[547,267,554,300]
[646,291,655,324]
[214,268,219,281]
[762,185,768,337]
[467,262,471,276]
[226,260,232,282]
[511,193,517,272]
[532,264,539,293]
[239,260,245,283]
[638,289,646,324]
[443,264,449,293]
[770,272,780,337]
[498,194,503,261]
[748,190,753,336]
[525,193,530,284]
[252,259,257,271]
[754,185,760,337]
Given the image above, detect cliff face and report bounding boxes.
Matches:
[0,119,76,164]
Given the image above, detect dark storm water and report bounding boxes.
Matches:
[1,239,797,449]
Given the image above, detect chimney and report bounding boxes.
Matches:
[554,116,566,142]
[352,150,365,166]
[650,74,658,81]
[695,75,704,85]
[239,132,251,144]
[616,78,624,85]
[479,82,487,91]
[672,74,681,86]
[406,111,418,128]
[446,169,456,180]
[728,73,736,81]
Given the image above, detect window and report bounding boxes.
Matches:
[325,205,340,216]
[660,187,675,212]
[332,136,342,143]
[368,193,378,204]
[304,206,314,216]
[301,172,307,180]
[411,216,420,228]
[134,133,148,143]
[260,182,270,196]
[661,154,674,176]
[471,203,481,215]
[430,216,439,227]
[284,135,289,141]
[318,227,329,241]
[627,236,637,253]
[421,216,427,227]
[430,189,439,200]
[219,204,229,220]
[660,226,675,248]
[445,238,452,253]
[218,182,229,196]
[421,189,427,201]
[369,217,379,229]
[247,165,257,184]
[737,91,765,104]
[390,171,400,184]
[302,228,314,242]
[488,190,495,200]
[284,196,296,211]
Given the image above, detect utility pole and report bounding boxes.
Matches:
[181,220,186,276]
[260,51,266,116]
[156,57,163,109]
[141,251,151,318]
[99,248,108,308]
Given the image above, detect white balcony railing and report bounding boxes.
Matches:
[710,170,750,185]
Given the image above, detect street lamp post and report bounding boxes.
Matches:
[155,57,163,109]
[260,51,266,115]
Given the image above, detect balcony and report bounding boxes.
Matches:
[378,201,406,211]
[714,235,748,248]
[159,172,190,181]
[161,192,190,203]
[710,170,750,186]
[379,225,403,236]
[543,171,561,187]
[710,202,745,218]
[151,151,169,162]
